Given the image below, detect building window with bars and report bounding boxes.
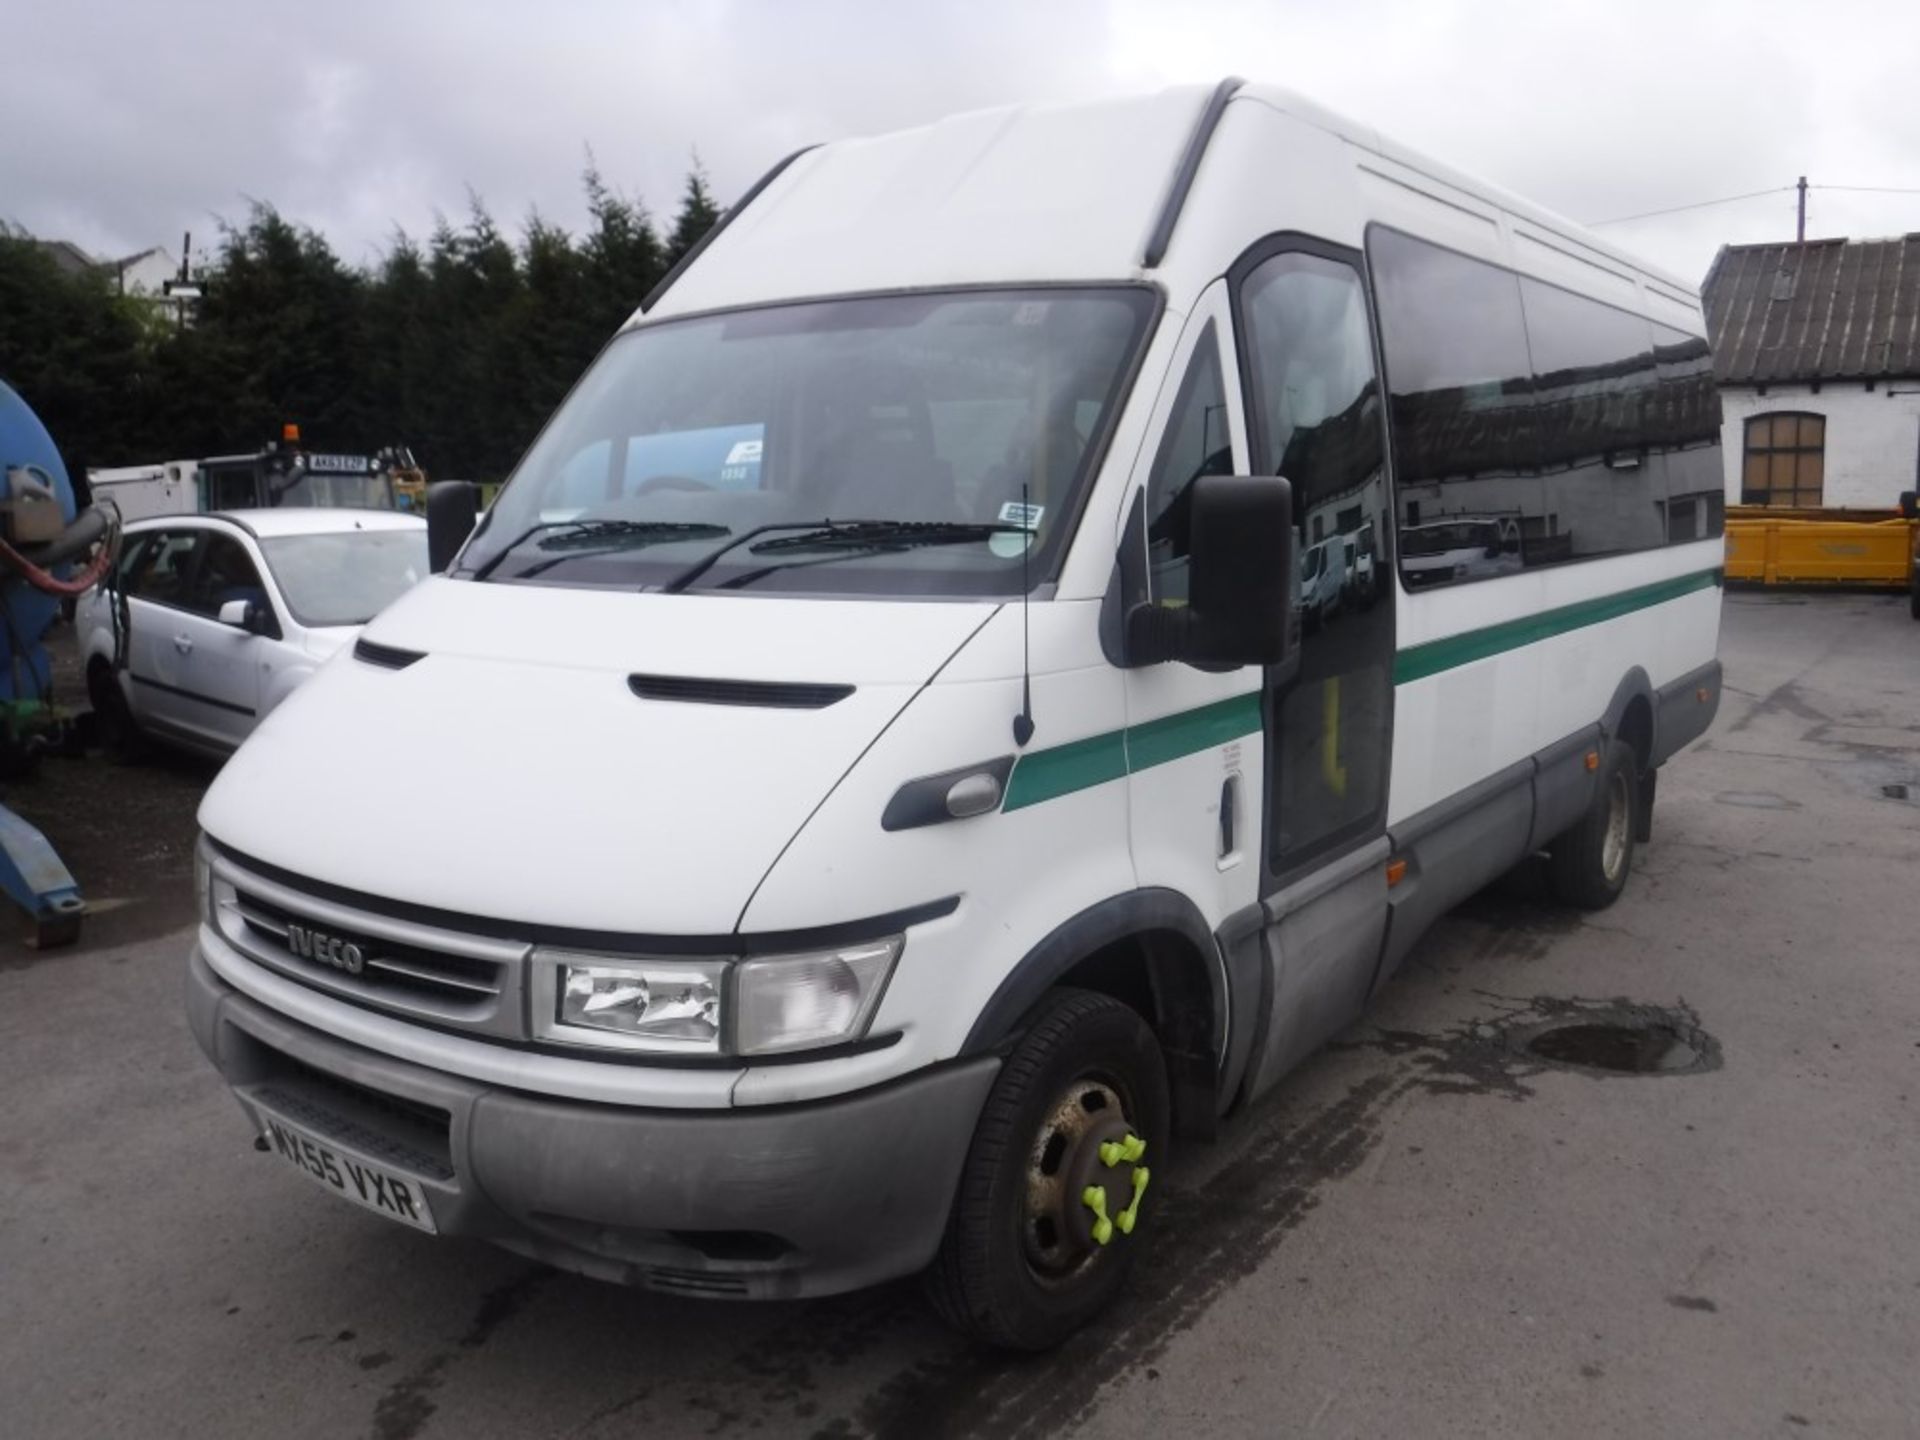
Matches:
[1742,412,1825,507]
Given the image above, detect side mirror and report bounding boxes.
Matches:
[217,598,274,636]
[1900,491,1918,520]
[427,481,481,574]
[1126,475,1294,669]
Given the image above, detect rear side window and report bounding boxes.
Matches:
[1520,277,1667,560]
[1653,326,1725,540]
[1368,228,1544,589]
[124,531,201,607]
[1370,226,1725,588]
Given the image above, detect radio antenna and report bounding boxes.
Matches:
[1013,479,1035,747]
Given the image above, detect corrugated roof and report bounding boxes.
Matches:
[1703,235,1920,383]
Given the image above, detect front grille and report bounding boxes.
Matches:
[234,889,501,1006]
[209,852,530,1039]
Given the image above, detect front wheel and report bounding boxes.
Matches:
[1908,565,1919,620]
[1548,738,1638,909]
[925,988,1170,1351]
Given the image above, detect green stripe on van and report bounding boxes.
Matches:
[1393,567,1722,684]
[1125,691,1264,771]
[1000,567,1720,811]
[1001,691,1263,812]
[1002,729,1129,811]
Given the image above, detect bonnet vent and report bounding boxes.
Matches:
[627,675,853,710]
[353,639,427,670]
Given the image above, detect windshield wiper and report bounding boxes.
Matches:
[473,520,728,581]
[660,519,1031,593]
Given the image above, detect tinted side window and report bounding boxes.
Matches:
[183,535,269,618]
[1520,278,1666,560]
[125,531,201,607]
[1368,228,1544,590]
[1144,322,1232,600]
[1651,325,1725,540]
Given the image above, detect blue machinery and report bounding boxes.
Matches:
[0,381,121,947]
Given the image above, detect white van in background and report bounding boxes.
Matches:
[185,81,1723,1349]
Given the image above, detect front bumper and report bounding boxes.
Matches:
[188,945,998,1299]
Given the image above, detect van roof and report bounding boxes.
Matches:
[642,81,1695,322]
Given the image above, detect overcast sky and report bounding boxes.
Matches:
[10,0,1920,287]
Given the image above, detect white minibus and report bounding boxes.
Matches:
[187,80,1723,1349]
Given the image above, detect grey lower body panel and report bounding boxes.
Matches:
[187,947,998,1300]
[1653,659,1723,767]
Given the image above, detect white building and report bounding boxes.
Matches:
[1703,235,1920,510]
[109,246,179,298]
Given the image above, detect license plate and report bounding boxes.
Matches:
[258,1112,437,1233]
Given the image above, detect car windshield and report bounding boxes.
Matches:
[279,471,395,509]
[260,529,430,627]
[457,287,1157,596]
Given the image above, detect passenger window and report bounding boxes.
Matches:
[125,531,202,608]
[1144,323,1233,600]
[183,535,270,619]
[1652,326,1725,539]
[1369,228,1545,588]
[1240,251,1392,871]
[1520,278,1667,560]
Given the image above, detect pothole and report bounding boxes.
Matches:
[1513,1004,1720,1077]
[1884,783,1910,801]
[1526,1022,1703,1074]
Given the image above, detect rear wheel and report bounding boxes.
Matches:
[925,988,1170,1351]
[1548,738,1638,909]
[1908,564,1919,620]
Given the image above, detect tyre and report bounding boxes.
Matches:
[925,988,1170,1351]
[1908,565,1919,620]
[1548,738,1638,909]
[87,662,147,763]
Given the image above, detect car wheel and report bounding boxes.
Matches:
[1548,738,1638,909]
[925,988,1170,1351]
[1909,565,1919,620]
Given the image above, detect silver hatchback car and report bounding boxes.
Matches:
[78,509,428,759]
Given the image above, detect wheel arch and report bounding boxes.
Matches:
[1600,667,1655,771]
[960,888,1225,1139]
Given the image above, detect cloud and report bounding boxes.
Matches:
[4,0,1918,283]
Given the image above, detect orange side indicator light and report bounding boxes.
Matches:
[1584,750,1600,772]
[1385,858,1408,888]
[1697,687,1711,703]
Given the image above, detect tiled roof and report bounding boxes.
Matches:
[1703,236,1920,383]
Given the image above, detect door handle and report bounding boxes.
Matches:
[173,634,194,655]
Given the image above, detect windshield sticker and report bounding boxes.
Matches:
[998,500,1044,530]
[1012,301,1050,326]
[989,528,1036,560]
[724,439,764,466]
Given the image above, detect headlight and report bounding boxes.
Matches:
[533,953,726,1053]
[735,938,901,1056]
[529,936,903,1057]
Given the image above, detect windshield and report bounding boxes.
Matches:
[280,471,396,509]
[458,287,1157,596]
[260,529,429,627]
